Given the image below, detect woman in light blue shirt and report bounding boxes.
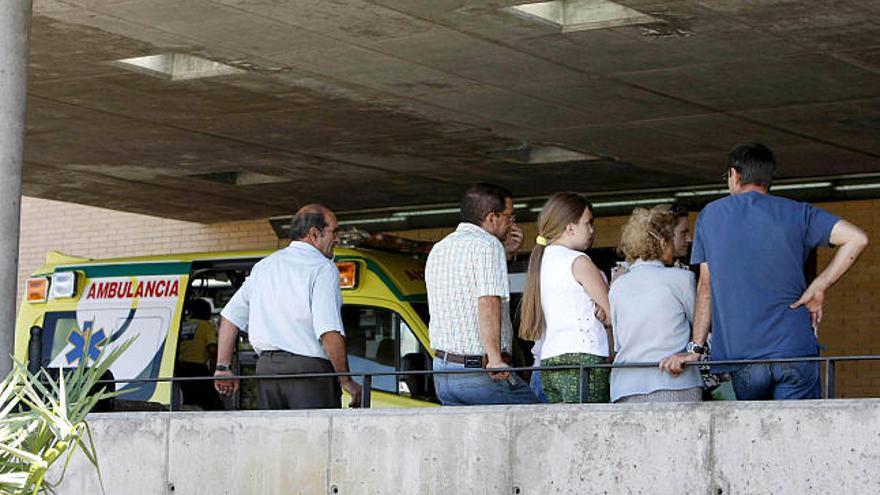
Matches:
[610,205,703,403]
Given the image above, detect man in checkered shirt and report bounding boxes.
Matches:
[426,183,539,406]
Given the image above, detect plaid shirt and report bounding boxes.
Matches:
[425,222,512,355]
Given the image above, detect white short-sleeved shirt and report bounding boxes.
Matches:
[221,241,344,358]
[538,245,609,360]
[425,223,512,355]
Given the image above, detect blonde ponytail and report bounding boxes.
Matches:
[518,192,591,341]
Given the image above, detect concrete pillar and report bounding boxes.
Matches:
[0,0,33,378]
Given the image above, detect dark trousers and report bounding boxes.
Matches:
[175,361,223,410]
[255,351,341,410]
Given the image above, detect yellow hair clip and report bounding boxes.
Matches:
[536,235,548,246]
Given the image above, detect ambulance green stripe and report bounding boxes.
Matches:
[335,256,426,302]
[56,258,427,302]
[55,262,191,278]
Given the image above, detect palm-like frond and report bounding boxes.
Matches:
[0,337,134,494]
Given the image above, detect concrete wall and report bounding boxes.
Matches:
[55,400,880,494]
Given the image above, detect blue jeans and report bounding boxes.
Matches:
[433,358,539,406]
[529,369,549,404]
[730,361,821,400]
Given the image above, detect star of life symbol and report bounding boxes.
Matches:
[65,320,107,364]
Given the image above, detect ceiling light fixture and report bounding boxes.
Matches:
[392,203,527,218]
[592,197,677,208]
[508,0,657,33]
[530,197,676,212]
[674,188,728,198]
[772,182,833,191]
[338,217,405,226]
[675,181,832,197]
[835,183,880,191]
[393,208,460,218]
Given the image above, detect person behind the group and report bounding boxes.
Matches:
[612,203,691,283]
[670,203,691,263]
[668,203,724,395]
[425,183,538,406]
[661,142,868,400]
[175,298,222,410]
[520,192,611,403]
[214,204,362,409]
[610,205,703,403]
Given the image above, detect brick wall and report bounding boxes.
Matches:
[16,196,880,397]
[17,196,280,305]
[814,200,880,397]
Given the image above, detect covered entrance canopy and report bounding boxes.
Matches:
[25,0,880,227]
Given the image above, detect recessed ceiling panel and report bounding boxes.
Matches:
[112,53,244,80]
[509,0,657,32]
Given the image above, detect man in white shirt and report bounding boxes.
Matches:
[426,183,538,405]
[213,204,362,409]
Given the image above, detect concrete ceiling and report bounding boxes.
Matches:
[24,0,880,222]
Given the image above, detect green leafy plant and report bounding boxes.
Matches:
[0,339,132,494]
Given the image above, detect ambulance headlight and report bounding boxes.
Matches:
[336,261,359,289]
[49,272,77,299]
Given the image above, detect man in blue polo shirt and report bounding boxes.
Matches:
[661,142,868,399]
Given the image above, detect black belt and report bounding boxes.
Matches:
[259,350,332,365]
[261,350,293,355]
[435,350,512,368]
[435,350,483,367]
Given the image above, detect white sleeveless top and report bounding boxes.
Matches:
[538,245,609,360]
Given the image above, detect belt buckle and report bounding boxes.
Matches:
[463,355,482,368]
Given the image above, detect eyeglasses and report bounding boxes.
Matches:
[722,166,740,182]
[496,211,516,223]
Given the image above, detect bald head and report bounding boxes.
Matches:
[290,204,332,240]
[296,203,330,217]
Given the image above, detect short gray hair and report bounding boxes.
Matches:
[289,204,329,240]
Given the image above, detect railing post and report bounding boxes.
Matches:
[578,366,590,403]
[170,379,180,411]
[824,359,836,399]
[362,374,372,408]
[27,326,42,375]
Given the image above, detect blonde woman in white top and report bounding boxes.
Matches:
[520,193,612,403]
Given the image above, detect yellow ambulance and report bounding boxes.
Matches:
[15,245,437,409]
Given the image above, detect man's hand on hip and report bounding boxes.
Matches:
[790,281,826,330]
[213,369,239,397]
[340,377,362,408]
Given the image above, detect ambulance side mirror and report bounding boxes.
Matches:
[401,352,429,397]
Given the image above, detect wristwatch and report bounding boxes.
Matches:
[686,341,707,355]
[215,364,232,372]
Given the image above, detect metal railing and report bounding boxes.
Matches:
[89,355,880,410]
